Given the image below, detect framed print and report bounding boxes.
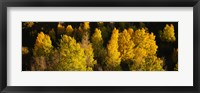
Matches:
[0,0,200,93]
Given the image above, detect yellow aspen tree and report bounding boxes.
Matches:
[105,28,121,70]
[33,32,53,57]
[22,47,29,55]
[159,24,176,42]
[91,28,104,59]
[132,28,158,57]
[78,22,90,32]
[76,22,90,42]
[66,25,74,36]
[129,28,163,71]
[91,28,107,70]
[83,22,90,31]
[80,33,97,71]
[131,56,164,71]
[118,29,135,61]
[59,35,87,71]
[91,28,103,47]
[57,23,65,35]
[32,32,53,71]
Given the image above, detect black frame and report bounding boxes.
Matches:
[0,0,199,93]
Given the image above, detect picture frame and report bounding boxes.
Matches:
[0,0,199,93]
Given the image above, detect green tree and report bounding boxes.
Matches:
[80,33,97,71]
[59,35,87,71]
[105,28,121,70]
[159,24,176,42]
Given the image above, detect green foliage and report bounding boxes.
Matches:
[105,28,121,70]
[159,24,176,42]
[59,35,87,71]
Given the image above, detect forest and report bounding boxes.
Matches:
[22,22,178,71]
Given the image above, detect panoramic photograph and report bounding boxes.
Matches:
[22,22,178,71]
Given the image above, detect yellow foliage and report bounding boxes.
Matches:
[132,28,158,56]
[118,29,135,61]
[66,25,74,36]
[23,22,34,28]
[160,24,176,42]
[127,28,134,36]
[59,35,87,71]
[91,28,105,65]
[91,28,104,48]
[22,47,29,55]
[130,56,164,71]
[57,23,65,35]
[83,22,90,30]
[33,32,53,56]
[127,28,163,71]
[106,28,121,70]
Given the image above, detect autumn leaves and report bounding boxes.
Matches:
[22,22,177,71]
